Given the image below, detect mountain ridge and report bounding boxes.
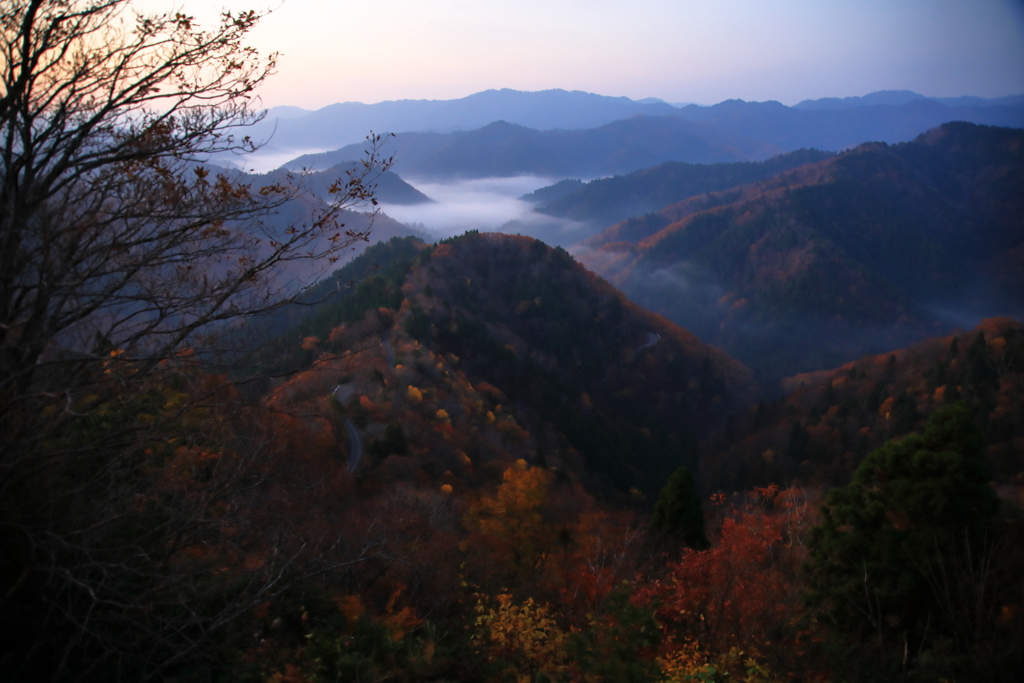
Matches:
[226,88,1024,175]
[284,116,786,179]
[579,122,1024,386]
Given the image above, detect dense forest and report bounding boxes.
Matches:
[13,231,1021,682]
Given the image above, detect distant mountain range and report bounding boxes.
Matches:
[283,117,785,179]
[247,89,1024,190]
[235,89,1024,175]
[794,89,1024,111]
[212,165,431,286]
[245,115,1024,496]
[228,93,1024,393]
[243,89,684,155]
[667,97,1024,152]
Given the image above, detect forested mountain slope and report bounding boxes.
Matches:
[701,317,1024,492]
[244,238,1024,683]
[261,234,757,495]
[580,122,1024,386]
[526,148,834,228]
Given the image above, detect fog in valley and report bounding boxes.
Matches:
[378,175,589,245]
[219,147,335,174]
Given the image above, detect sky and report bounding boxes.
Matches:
[146,0,1024,110]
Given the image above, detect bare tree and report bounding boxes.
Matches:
[0,1,390,679]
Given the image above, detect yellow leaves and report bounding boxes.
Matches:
[471,593,569,680]
[441,483,453,495]
[464,464,555,577]
[406,385,423,402]
[496,464,551,508]
[435,409,450,423]
[485,410,495,423]
[658,639,712,683]
[660,643,779,683]
[198,221,230,240]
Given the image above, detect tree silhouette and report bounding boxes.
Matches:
[650,466,710,550]
[808,403,1004,679]
[0,1,390,679]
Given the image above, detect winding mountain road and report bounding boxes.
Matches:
[333,384,364,472]
[633,332,661,355]
[600,332,662,384]
[382,333,395,367]
[343,417,362,472]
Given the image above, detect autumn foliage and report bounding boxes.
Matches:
[636,486,819,681]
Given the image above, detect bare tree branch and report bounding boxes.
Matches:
[0,2,393,680]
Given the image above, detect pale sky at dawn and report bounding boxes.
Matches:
[145,0,1024,109]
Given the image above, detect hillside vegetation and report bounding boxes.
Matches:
[225,226,1024,683]
[200,237,1024,683]
[581,122,1024,386]
[263,234,756,496]
[702,317,1024,492]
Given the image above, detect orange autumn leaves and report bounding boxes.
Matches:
[464,462,819,681]
[637,486,819,681]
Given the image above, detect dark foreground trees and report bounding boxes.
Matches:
[650,466,709,550]
[0,1,389,679]
[808,403,1023,680]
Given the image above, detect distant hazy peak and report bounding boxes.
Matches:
[795,90,927,110]
[794,90,1024,110]
[309,88,655,112]
[263,105,313,120]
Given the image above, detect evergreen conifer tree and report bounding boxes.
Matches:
[651,466,710,550]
